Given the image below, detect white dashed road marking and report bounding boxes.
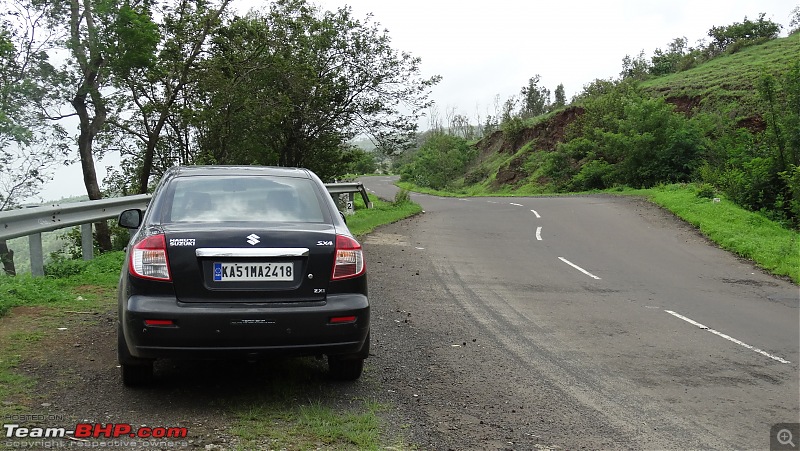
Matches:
[665,310,790,364]
[558,257,601,280]
[536,227,542,241]
[510,202,524,207]
[531,209,541,218]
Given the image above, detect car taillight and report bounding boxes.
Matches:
[130,234,171,281]
[331,235,365,280]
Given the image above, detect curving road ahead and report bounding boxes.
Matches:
[361,176,799,449]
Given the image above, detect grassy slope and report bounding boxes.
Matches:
[347,193,422,237]
[640,33,800,116]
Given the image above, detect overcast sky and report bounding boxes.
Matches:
[304,0,796,118]
[34,0,797,201]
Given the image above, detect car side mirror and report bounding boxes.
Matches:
[118,209,143,229]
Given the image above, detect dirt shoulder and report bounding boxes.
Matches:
[0,232,461,450]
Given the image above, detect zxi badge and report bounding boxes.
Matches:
[246,234,260,246]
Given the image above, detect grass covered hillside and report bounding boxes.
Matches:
[642,32,800,122]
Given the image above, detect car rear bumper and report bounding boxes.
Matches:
[121,294,369,360]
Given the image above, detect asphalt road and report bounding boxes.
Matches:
[360,175,800,449]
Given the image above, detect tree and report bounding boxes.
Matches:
[191,0,439,181]
[449,113,475,140]
[519,74,550,118]
[400,134,475,190]
[553,83,566,109]
[108,0,231,194]
[790,6,800,35]
[0,146,63,275]
[0,1,64,152]
[559,80,704,189]
[650,37,687,76]
[707,13,781,55]
[344,147,377,175]
[500,95,517,124]
[620,51,650,80]
[0,1,67,275]
[33,0,159,251]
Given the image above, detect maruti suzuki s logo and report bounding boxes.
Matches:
[246,234,260,246]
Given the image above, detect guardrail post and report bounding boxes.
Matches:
[359,186,372,209]
[81,223,94,261]
[29,233,44,277]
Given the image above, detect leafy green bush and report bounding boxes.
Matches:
[707,14,781,55]
[464,166,490,185]
[701,61,800,227]
[562,81,704,189]
[57,221,130,260]
[400,134,476,190]
[44,255,87,279]
[696,183,716,199]
[344,148,378,175]
[569,159,614,191]
[780,165,800,221]
[500,116,526,141]
[523,148,576,190]
[394,188,411,205]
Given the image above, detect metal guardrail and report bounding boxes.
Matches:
[0,195,152,242]
[326,182,373,212]
[0,183,371,277]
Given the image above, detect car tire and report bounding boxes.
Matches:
[328,357,364,381]
[118,324,154,387]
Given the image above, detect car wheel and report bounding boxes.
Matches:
[328,357,364,381]
[118,324,154,387]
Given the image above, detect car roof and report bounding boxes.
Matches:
[166,165,312,179]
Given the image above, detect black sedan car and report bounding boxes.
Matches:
[116,166,369,386]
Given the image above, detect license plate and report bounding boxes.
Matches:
[213,262,294,282]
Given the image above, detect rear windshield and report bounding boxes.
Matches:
[163,175,326,223]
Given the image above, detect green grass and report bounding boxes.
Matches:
[0,328,43,413]
[0,251,123,317]
[346,193,422,237]
[232,400,389,450]
[640,33,800,117]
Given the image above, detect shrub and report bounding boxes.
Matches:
[44,255,87,278]
[399,134,476,190]
[501,116,526,141]
[394,188,411,205]
[464,166,490,185]
[780,165,800,225]
[569,159,614,191]
[562,82,704,189]
[58,221,130,260]
[696,183,716,199]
